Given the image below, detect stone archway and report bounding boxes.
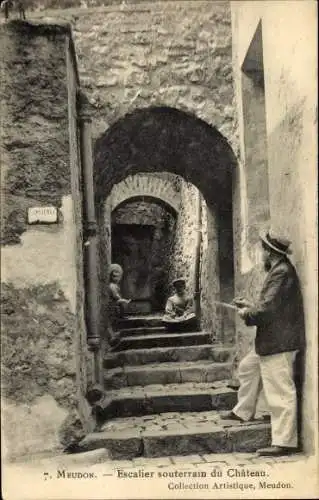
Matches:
[94,107,236,202]
[110,174,181,214]
[94,106,237,344]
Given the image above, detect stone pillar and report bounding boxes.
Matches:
[200,203,221,340]
[77,93,100,381]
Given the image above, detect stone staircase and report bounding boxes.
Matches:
[78,315,271,459]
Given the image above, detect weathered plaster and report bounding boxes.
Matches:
[2,395,67,460]
[0,21,91,459]
[2,196,77,313]
[1,281,77,459]
[231,0,317,454]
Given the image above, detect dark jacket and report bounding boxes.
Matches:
[244,257,305,356]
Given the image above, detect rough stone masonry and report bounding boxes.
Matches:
[34,1,238,148]
[0,20,94,459]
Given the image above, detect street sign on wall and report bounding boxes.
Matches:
[27,207,58,224]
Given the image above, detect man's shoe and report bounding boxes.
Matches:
[220,411,245,422]
[254,413,271,422]
[227,379,240,391]
[262,414,271,422]
[256,446,298,457]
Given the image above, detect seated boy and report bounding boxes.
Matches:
[162,277,197,332]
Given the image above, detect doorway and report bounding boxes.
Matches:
[111,197,177,314]
[112,223,155,314]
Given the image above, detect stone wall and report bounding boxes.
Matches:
[1,21,70,245]
[0,21,90,459]
[112,199,176,226]
[199,200,217,338]
[33,1,237,152]
[170,183,199,294]
[231,1,317,454]
[168,182,235,342]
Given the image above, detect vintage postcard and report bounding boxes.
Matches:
[1,0,318,499]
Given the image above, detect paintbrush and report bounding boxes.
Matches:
[212,300,239,311]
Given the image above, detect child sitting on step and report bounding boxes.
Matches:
[108,263,131,348]
[162,278,197,332]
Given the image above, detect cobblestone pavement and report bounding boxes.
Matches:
[4,448,305,471]
[108,451,305,469]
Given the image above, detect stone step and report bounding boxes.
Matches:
[118,315,163,330]
[120,326,167,336]
[78,410,271,460]
[104,361,232,389]
[94,381,237,419]
[104,344,235,369]
[113,331,212,351]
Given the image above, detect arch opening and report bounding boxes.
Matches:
[94,106,238,345]
[94,106,237,205]
[110,174,181,214]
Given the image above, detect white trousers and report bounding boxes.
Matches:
[233,349,298,448]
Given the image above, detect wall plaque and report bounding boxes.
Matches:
[27,206,58,224]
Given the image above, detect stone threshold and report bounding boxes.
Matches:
[78,412,272,459]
